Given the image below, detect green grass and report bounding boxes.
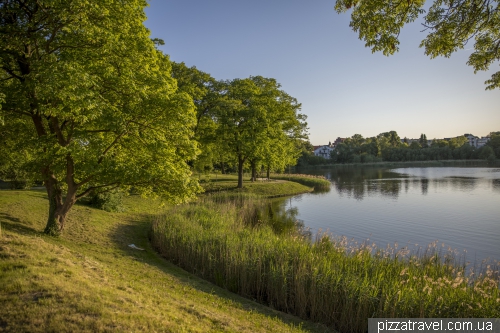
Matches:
[269,174,331,189]
[152,194,500,333]
[198,173,315,197]
[0,190,330,333]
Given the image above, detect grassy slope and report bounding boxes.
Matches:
[0,190,329,333]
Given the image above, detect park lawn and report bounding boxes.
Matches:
[0,190,330,333]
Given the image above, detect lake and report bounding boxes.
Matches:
[285,166,500,266]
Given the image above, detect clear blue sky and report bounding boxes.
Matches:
[144,0,499,145]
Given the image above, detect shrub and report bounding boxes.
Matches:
[88,189,124,212]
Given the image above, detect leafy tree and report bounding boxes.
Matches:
[351,133,365,147]
[216,77,306,187]
[431,139,449,148]
[335,0,500,90]
[260,81,307,178]
[332,142,353,163]
[0,0,200,235]
[377,131,401,148]
[215,78,263,188]
[409,141,422,150]
[419,134,429,148]
[360,137,380,156]
[486,131,500,157]
[453,143,474,159]
[297,140,326,167]
[448,136,468,149]
[478,145,495,160]
[170,62,225,173]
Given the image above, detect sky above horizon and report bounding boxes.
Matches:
[144,0,499,145]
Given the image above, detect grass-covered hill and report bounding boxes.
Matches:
[0,189,330,333]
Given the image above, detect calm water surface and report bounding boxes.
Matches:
[286,167,500,264]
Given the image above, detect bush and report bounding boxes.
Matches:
[88,190,124,212]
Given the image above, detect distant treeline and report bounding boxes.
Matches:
[298,131,500,166]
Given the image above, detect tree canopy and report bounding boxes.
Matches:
[335,0,500,90]
[0,0,200,235]
[215,77,307,188]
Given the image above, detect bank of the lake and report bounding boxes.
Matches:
[151,192,500,333]
[198,173,329,197]
[0,190,329,333]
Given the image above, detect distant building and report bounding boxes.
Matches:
[313,145,335,159]
[333,137,346,146]
[464,134,490,148]
[401,138,419,144]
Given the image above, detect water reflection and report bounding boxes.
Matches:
[305,167,493,200]
[493,179,500,193]
[289,166,500,264]
[251,197,308,237]
[421,178,429,195]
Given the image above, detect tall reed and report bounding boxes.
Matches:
[151,193,499,333]
[270,174,331,189]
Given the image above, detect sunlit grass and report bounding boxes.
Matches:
[152,194,500,333]
[0,190,330,333]
[198,173,315,197]
[269,174,331,189]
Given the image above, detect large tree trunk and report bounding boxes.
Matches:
[44,193,66,236]
[44,178,64,235]
[237,156,245,188]
[42,166,77,236]
[44,193,77,236]
[266,165,270,180]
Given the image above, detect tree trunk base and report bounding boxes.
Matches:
[44,219,61,236]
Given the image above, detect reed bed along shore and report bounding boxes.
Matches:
[269,174,331,189]
[151,193,500,333]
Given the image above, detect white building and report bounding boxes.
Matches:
[464,134,490,148]
[313,145,334,159]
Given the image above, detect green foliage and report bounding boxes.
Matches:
[327,132,480,164]
[214,77,307,187]
[409,141,422,150]
[170,62,223,173]
[87,190,124,212]
[419,134,429,148]
[0,0,201,233]
[297,141,333,167]
[448,135,468,149]
[335,0,500,90]
[152,196,500,333]
[487,131,500,157]
[478,145,495,160]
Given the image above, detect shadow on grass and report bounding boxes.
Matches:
[0,213,40,235]
[109,215,328,333]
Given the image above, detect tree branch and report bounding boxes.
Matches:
[97,129,128,164]
[76,183,120,199]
